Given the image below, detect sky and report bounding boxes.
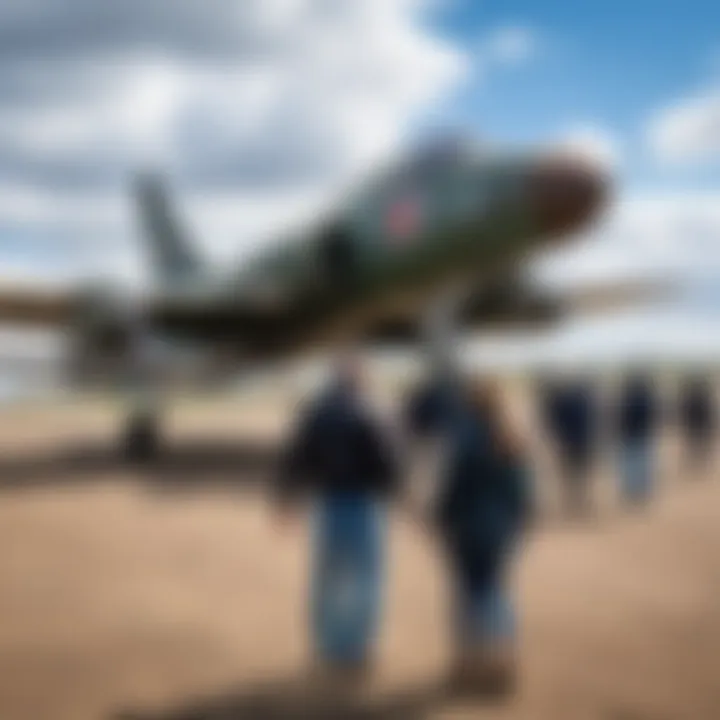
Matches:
[0,0,720,364]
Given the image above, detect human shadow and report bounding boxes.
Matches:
[113,674,460,720]
[112,668,519,720]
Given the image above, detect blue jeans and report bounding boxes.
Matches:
[454,577,516,647]
[312,493,385,664]
[620,440,654,503]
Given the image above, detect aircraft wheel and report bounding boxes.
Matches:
[123,411,161,463]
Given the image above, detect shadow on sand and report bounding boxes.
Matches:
[0,439,280,492]
[113,673,503,720]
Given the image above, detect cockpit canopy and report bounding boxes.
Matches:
[398,135,477,179]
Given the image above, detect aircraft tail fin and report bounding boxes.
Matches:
[134,173,203,284]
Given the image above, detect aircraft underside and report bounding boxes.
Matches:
[119,285,469,462]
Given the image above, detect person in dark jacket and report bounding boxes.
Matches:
[679,375,716,475]
[274,356,398,678]
[435,377,532,696]
[548,378,598,516]
[402,370,463,453]
[615,374,660,505]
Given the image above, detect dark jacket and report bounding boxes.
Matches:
[550,384,597,456]
[277,382,398,502]
[617,379,658,442]
[435,409,531,589]
[404,375,460,438]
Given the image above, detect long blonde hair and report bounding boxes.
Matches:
[467,376,524,458]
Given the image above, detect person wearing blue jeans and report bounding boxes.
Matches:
[275,357,398,677]
[312,494,385,666]
[616,375,659,506]
[547,378,598,516]
[451,557,517,651]
[435,377,532,696]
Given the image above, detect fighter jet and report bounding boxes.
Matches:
[0,138,610,457]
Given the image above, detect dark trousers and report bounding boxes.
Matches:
[446,540,515,647]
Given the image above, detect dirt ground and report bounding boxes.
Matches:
[0,396,719,720]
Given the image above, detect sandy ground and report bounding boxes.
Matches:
[0,396,719,720]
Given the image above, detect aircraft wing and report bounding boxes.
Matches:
[0,285,78,327]
[460,274,675,329]
[549,277,675,316]
[363,274,674,344]
[0,279,301,394]
[0,281,294,343]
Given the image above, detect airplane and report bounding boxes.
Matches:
[0,137,611,459]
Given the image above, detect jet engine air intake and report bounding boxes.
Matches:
[66,288,146,388]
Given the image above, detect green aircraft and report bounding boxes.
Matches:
[0,138,609,457]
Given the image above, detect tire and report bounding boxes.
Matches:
[123,411,160,463]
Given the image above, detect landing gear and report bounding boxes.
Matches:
[122,408,161,463]
[404,289,465,439]
[422,287,464,378]
[119,308,163,464]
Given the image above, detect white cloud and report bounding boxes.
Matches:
[465,311,720,369]
[537,190,720,285]
[647,88,720,165]
[0,0,471,280]
[0,1,468,187]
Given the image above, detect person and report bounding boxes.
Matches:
[402,368,463,446]
[434,377,532,697]
[615,374,660,505]
[273,356,399,680]
[548,378,598,516]
[679,375,716,475]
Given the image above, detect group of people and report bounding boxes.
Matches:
[539,373,717,513]
[270,360,717,699]
[273,358,532,698]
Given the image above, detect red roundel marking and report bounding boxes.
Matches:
[385,194,422,242]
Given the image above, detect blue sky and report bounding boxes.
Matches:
[428,0,720,189]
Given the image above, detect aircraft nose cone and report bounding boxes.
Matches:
[530,155,609,236]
